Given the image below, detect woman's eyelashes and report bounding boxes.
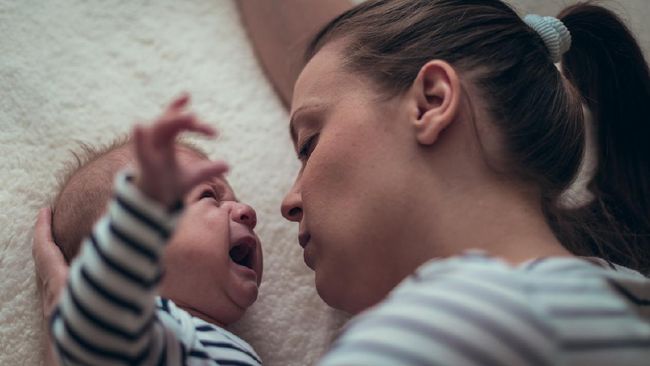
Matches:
[298,134,319,161]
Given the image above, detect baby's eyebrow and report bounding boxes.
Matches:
[210,182,226,196]
[209,181,239,202]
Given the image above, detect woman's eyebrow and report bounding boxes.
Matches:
[289,104,326,144]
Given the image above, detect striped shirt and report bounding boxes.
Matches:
[319,251,650,366]
[51,172,262,366]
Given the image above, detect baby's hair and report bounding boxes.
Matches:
[51,135,209,263]
[307,0,650,273]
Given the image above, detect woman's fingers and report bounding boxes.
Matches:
[32,208,66,281]
[32,212,71,366]
[32,208,69,317]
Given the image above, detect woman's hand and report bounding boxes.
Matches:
[133,94,229,208]
[32,207,67,366]
[33,207,68,325]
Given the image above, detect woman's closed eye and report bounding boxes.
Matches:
[298,134,319,161]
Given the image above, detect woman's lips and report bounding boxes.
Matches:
[299,232,314,269]
[303,246,315,270]
[298,232,311,248]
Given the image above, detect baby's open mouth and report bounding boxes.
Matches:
[229,241,254,270]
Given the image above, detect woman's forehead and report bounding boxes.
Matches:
[292,43,349,112]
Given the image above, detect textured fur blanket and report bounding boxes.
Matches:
[0,1,346,365]
[1,0,647,365]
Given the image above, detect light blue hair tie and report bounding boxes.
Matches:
[523,14,572,63]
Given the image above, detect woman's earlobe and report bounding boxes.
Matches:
[411,60,461,146]
[414,110,449,145]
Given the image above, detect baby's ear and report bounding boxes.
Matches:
[410,60,461,146]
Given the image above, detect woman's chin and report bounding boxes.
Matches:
[315,272,381,315]
[315,272,350,313]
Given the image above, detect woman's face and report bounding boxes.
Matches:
[281,43,432,314]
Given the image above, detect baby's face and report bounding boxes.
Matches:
[159,148,263,326]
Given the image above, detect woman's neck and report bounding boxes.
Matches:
[415,178,573,265]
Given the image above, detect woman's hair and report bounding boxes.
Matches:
[306,0,650,274]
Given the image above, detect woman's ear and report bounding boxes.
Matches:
[410,60,461,145]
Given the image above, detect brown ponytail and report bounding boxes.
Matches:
[556,3,650,274]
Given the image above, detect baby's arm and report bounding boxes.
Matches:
[49,95,228,365]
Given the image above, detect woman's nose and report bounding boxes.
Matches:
[281,189,303,223]
[225,202,257,230]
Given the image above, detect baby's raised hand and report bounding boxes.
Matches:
[133,94,229,208]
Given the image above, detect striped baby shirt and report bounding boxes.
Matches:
[320,252,650,366]
[50,172,262,366]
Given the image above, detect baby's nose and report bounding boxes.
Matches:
[227,202,257,230]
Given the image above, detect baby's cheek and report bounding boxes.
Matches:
[193,201,231,228]
[165,204,231,262]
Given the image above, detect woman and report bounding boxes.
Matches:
[36,0,650,364]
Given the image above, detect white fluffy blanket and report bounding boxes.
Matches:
[2,1,647,365]
[0,1,346,365]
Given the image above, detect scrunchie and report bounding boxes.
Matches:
[523,14,572,63]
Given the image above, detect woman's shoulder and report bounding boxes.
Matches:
[322,253,560,365]
[400,250,649,296]
[319,252,650,366]
[390,251,650,330]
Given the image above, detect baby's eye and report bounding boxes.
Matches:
[199,189,220,202]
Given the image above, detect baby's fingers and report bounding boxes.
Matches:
[166,93,190,113]
[152,114,216,149]
[184,118,217,137]
[133,124,154,168]
[182,160,230,192]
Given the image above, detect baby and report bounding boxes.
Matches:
[49,95,263,365]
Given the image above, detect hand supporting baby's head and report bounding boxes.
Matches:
[49,97,263,326]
